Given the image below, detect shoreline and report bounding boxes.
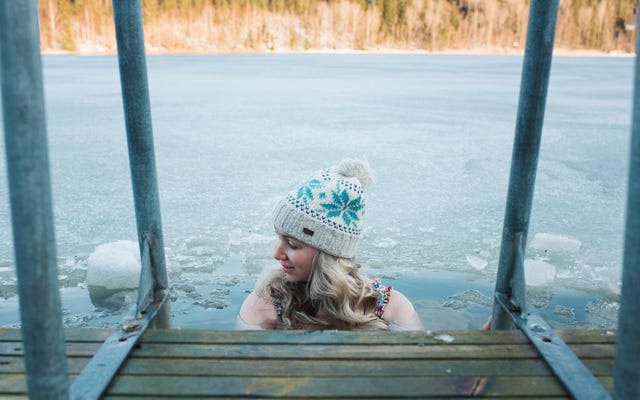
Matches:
[42,47,635,58]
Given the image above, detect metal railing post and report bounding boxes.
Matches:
[487,4,611,397]
[491,0,559,330]
[112,0,170,325]
[0,1,69,398]
[614,5,640,398]
[70,2,170,397]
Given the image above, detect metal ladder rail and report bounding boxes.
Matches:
[613,3,640,398]
[70,1,170,399]
[490,1,611,399]
[0,2,69,398]
[1,1,170,399]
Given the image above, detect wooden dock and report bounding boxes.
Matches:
[0,328,615,398]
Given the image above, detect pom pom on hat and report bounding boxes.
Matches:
[272,158,374,258]
[333,158,374,190]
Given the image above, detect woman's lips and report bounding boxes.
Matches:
[282,265,294,274]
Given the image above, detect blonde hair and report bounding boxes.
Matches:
[256,252,389,330]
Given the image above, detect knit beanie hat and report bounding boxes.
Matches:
[272,158,374,258]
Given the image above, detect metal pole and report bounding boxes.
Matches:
[0,1,69,399]
[491,0,559,330]
[614,6,640,398]
[112,0,170,326]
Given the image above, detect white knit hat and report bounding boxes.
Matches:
[272,158,374,258]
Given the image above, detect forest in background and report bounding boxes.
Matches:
[39,0,637,54]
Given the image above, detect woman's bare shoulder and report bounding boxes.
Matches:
[237,290,277,329]
[384,289,425,331]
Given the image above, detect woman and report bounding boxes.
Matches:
[237,158,424,331]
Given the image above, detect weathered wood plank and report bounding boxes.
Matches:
[124,342,542,359]
[0,328,617,345]
[0,328,110,342]
[125,342,615,360]
[137,329,618,345]
[142,329,533,345]
[0,356,615,377]
[125,358,554,377]
[0,374,32,395]
[0,341,615,360]
[0,342,103,357]
[556,329,616,344]
[116,358,614,378]
[0,357,88,374]
[102,395,570,400]
[101,376,614,398]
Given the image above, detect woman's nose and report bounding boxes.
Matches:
[273,239,286,260]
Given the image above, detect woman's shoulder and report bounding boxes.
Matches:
[374,283,425,331]
[383,289,413,318]
[238,290,278,329]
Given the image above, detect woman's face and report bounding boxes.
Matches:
[273,227,318,282]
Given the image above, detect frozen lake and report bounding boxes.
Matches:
[0,54,632,330]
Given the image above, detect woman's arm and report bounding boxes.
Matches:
[236,291,277,330]
[383,290,425,331]
[483,315,492,331]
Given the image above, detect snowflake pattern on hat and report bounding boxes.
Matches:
[293,172,365,231]
[296,178,324,204]
[320,188,364,227]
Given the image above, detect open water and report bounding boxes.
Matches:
[0,54,632,330]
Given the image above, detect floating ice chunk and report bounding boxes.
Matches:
[441,298,468,310]
[228,229,243,246]
[442,289,493,309]
[524,259,556,286]
[528,290,551,308]
[585,299,620,323]
[87,240,140,290]
[553,305,575,319]
[228,229,273,246]
[193,298,229,309]
[373,238,398,248]
[434,334,455,343]
[591,265,622,295]
[529,233,581,254]
[63,314,91,328]
[87,240,141,308]
[466,255,488,271]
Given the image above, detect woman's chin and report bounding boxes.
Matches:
[283,273,308,283]
[284,274,300,282]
